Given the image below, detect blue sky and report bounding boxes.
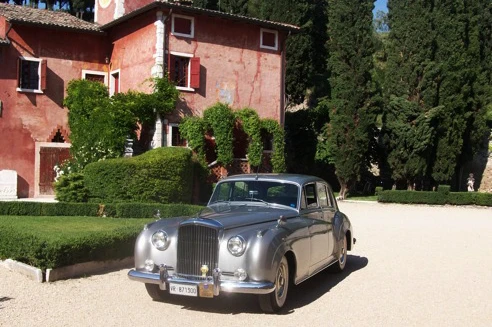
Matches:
[374,0,388,13]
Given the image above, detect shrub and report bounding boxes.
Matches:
[437,185,451,195]
[40,203,99,216]
[84,147,197,204]
[54,172,89,202]
[375,186,383,195]
[0,217,143,270]
[112,203,203,218]
[378,190,492,206]
[0,202,42,216]
[378,190,447,205]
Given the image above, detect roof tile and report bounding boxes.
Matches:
[0,3,102,33]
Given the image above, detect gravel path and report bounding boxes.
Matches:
[1,202,491,327]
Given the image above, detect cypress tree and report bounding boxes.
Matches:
[431,0,492,187]
[382,0,440,189]
[325,0,379,198]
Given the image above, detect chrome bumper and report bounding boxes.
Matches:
[128,265,275,296]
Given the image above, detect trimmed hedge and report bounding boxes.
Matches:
[110,203,203,218]
[378,190,492,206]
[0,216,144,270]
[0,201,204,218]
[84,147,196,203]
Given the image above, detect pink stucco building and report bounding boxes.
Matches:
[0,1,299,198]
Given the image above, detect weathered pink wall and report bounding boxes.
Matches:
[170,14,286,121]
[0,16,6,38]
[0,25,106,197]
[107,10,156,93]
[95,0,154,25]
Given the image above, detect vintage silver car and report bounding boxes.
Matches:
[128,174,355,312]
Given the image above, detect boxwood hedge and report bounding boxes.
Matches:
[84,147,197,204]
[378,189,492,206]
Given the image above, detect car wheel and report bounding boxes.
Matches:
[259,256,289,313]
[330,234,347,272]
[145,283,170,301]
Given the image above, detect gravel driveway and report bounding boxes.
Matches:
[1,202,491,327]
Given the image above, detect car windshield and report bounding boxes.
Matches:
[209,180,299,209]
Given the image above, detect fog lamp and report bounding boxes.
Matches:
[234,268,248,281]
[144,259,155,272]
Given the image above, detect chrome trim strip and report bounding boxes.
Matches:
[128,269,275,295]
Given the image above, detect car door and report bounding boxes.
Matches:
[301,183,330,275]
[317,182,336,261]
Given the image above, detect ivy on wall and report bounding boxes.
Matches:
[179,102,286,173]
[203,103,236,166]
[234,108,263,167]
[261,119,286,173]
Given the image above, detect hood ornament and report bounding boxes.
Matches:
[200,265,209,277]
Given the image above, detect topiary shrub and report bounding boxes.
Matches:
[84,147,196,204]
[54,172,89,202]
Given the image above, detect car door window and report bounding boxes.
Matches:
[317,183,329,207]
[303,184,318,209]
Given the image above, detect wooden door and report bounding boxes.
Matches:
[39,147,71,195]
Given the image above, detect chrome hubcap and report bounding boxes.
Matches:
[276,263,286,298]
[339,237,347,265]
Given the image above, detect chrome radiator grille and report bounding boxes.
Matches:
[177,225,219,277]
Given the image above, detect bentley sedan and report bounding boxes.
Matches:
[128,174,355,312]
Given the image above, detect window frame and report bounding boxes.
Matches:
[301,183,319,209]
[260,28,278,51]
[109,69,120,96]
[168,123,188,147]
[172,14,195,38]
[82,70,108,86]
[16,56,45,93]
[169,51,198,91]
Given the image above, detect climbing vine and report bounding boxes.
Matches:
[180,116,206,156]
[203,103,235,166]
[179,103,286,172]
[234,108,263,167]
[261,119,286,173]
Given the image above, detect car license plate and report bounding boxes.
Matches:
[169,283,197,297]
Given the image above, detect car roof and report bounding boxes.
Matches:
[218,173,327,186]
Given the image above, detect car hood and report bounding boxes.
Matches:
[186,204,298,230]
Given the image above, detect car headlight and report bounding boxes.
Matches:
[152,230,170,251]
[228,236,246,256]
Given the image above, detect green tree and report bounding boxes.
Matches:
[384,0,492,189]
[64,77,178,171]
[382,0,439,188]
[430,0,491,186]
[324,0,380,198]
[219,0,248,15]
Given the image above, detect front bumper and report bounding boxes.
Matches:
[128,265,275,296]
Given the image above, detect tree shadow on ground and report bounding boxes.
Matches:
[153,255,368,314]
[0,296,13,310]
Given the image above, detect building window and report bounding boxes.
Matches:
[110,70,120,96]
[17,57,46,92]
[260,28,278,51]
[82,70,107,85]
[172,14,194,38]
[169,123,187,147]
[169,52,200,91]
